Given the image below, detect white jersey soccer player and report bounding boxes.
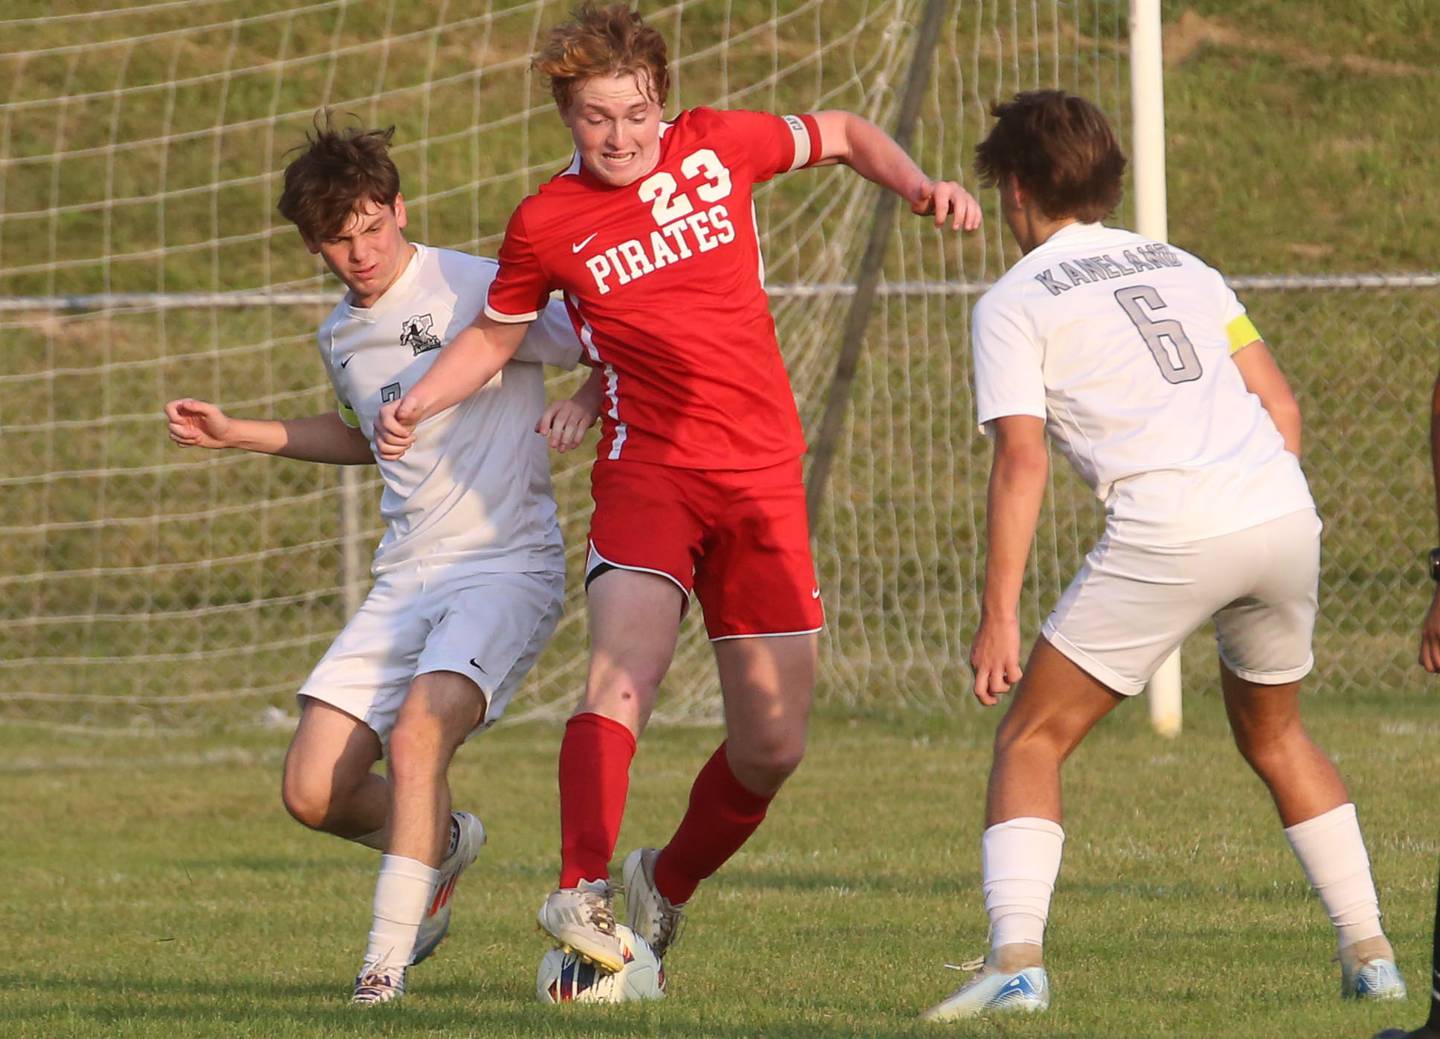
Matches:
[301,243,579,1001]
[924,91,1403,1021]
[971,221,1318,693]
[300,242,578,733]
[165,120,583,1007]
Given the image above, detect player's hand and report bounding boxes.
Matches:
[535,398,597,452]
[375,397,420,460]
[165,398,234,449]
[970,613,1022,706]
[912,179,983,232]
[1420,585,1440,673]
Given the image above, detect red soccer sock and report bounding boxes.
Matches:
[558,712,636,888]
[652,742,774,906]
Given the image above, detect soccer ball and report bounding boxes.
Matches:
[536,924,667,1004]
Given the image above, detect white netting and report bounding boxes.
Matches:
[1,0,1137,732]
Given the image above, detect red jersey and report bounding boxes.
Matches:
[484,107,823,470]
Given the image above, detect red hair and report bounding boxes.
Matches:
[533,3,670,111]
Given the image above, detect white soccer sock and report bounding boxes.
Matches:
[1284,802,1384,951]
[982,816,1065,950]
[364,854,440,970]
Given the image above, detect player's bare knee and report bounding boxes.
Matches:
[728,736,806,791]
[387,717,451,784]
[993,710,1068,765]
[1233,723,1307,778]
[584,669,662,718]
[280,767,335,831]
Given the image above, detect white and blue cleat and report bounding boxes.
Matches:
[1344,957,1407,1001]
[1341,936,1406,1002]
[921,956,1051,1022]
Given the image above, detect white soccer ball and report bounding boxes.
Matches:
[536,924,667,1004]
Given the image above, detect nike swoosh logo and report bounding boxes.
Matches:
[339,356,352,368]
[571,233,598,253]
[811,587,821,599]
[469,657,487,675]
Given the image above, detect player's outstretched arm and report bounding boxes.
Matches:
[1231,339,1302,457]
[165,398,373,464]
[809,111,982,232]
[971,415,1048,706]
[375,314,529,460]
[536,368,603,452]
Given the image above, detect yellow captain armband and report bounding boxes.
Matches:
[1226,314,1261,354]
[337,402,360,428]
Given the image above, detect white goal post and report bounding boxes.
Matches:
[1128,0,1184,737]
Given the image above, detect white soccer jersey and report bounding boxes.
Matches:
[317,242,582,574]
[972,222,1314,545]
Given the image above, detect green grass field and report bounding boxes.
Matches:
[8,703,1438,1039]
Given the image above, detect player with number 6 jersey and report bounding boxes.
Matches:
[972,222,1314,547]
[923,90,1403,1022]
[376,2,981,985]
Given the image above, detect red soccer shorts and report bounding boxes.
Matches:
[585,457,824,640]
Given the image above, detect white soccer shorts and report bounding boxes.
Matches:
[296,565,565,741]
[1042,508,1321,696]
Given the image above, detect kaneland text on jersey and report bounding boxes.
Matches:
[1032,242,1183,296]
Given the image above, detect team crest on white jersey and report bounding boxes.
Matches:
[401,313,443,355]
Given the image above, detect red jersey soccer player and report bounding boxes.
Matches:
[377,2,981,975]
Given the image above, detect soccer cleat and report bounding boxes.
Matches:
[621,848,685,959]
[411,810,487,965]
[1342,936,1407,1001]
[351,964,406,1006]
[1344,958,1407,1001]
[537,879,625,973]
[921,955,1050,1021]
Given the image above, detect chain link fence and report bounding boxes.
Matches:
[2,278,1433,731]
[2,0,1431,733]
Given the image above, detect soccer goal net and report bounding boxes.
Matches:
[2,0,1134,732]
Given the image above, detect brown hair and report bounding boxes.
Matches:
[533,3,670,112]
[974,90,1127,223]
[277,113,401,241]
